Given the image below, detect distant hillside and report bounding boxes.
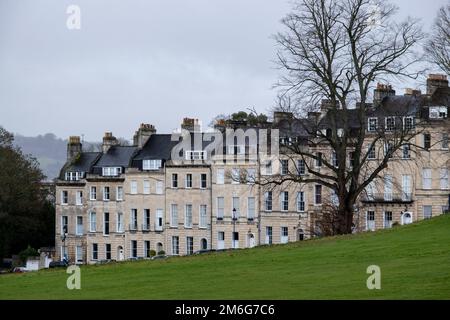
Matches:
[13,133,101,180]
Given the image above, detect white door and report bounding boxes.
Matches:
[402,212,413,225]
[118,246,124,261]
[217,232,225,249]
[248,234,256,248]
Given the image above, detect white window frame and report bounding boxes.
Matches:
[171,236,179,255]
[385,116,395,132]
[75,245,83,264]
[216,168,225,184]
[314,185,322,205]
[297,159,306,175]
[89,186,97,200]
[422,168,432,190]
[199,205,207,228]
[423,205,432,219]
[246,168,256,184]
[155,209,164,231]
[384,175,393,201]
[130,180,138,194]
[232,197,240,218]
[231,168,240,184]
[368,145,376,160]
[185,174,193,188]
[185,150,206,160]
[403,116,415,130]
[185,204,193,228]
[280,191,289,212]
[143,180,150,194]
[440,168,449,189]
[280,226,289,244]
[172,174,178,188]
[142,159,162,170]
[89,212,96,232]
[401,175,412,201]
[102,167,122,177]
[200,173,207,189]
[116,186,123,201]
[76,216,83,235]
[366,211,375,231]
[442,133,449,150]
[384,211,393,229]
[297,191,305,212]
[217,197,224,219]
[281,159,289,175]
[156,181,163,194]
[170,204,178,228]
[75,191,83,206]
[117,212,124,233]
[265,160,273,175]
[264,191,273,211]
[61,190,68,205]
[103,186,110,201]
[247,197,255,219]
[368,117,378,132]
[402,144,411,159]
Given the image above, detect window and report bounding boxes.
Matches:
[366,211,375,231]
[117,186,123,201]
[297,159,306,175]
[314,185,322,205]
[61,190,68,205]
[384,211,393,229]
[90,186,97,200]
[89,212,96,232]
[144,241,151,258]
[186,237,194,255]
[232,232,239,248]
[384,142,394,158]
[185,204,193,228]
[217,197,224,219]
[442,133,449,149]
[442,205,449,214]
[218,232,225,249]
[265,160,272,175]
[172,236,179,255]
[368,145,376,160]
[231,168,240,184]
[264,191,273,211]
[186,174,192,188]
[102,167,121,177]
[402,175,412,201]
[61,216,68,234]
[384,175,393,201]
[105,244,111,260]
[103,187,110,201]
[332,152,338,167]
[76,216,83,235]
[185,150,206,160]
[349,152,355,168]
[217,169,225,184]
[155,209,163,231]
[385,117,395,131]
[143,180,150,194]
[402,144,411,159]
[423,205,432,219]
[422,168,432,189]
[247,198,255,220]
[366,181,376,201]
[130,209,138,230]
[280,191,289,211]
[429,106,447,119]
[142,159,162,170]
[156,181,163,194]
[65,171,84,181]
[315,152,323,167]
[232,197,240,218]
[76,191,83,205]
[297,191,305,212]
[130,181,138,194]
[201,174,207,188]
[440,168,449,189]
[368,118,378,132]
[265,226,273,245]
[92,243,98,260]
[403,116,415,130]
[76,246,83,264]
[281,159,289,175]
[200,205,207,228]
[117,213,124,233]
[170,204,178,227]
[331,189,339,206]
[131,241,137,258]
[172,174,178,188]
[201,238,208,250]
[281,227,289,244]
[423,133,431,150]
[143,209,150,230]
[246,168,256,184]
[103,212,110,235]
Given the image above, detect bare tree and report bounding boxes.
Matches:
[262,0,426,235]
[426,5,450,75]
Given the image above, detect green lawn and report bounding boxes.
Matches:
[1,215,450,299]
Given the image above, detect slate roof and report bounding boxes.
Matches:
[93,146,138,168]
[59,152,101,179]
[133,134,182,161]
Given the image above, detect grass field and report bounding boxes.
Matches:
[1,215,450,299]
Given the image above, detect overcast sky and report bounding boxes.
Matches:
[0,0,447,141]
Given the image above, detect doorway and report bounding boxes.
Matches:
[117,246,124,261]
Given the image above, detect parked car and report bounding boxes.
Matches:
[151,255,168,260]
[49,260,68,268]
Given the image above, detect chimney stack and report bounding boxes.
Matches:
[404,88,422,96]
[133,123,156,148]
[273,111,293,124]
[67,136,82,162]
[426,74,448,95]
[102,132,119,153]
[181,118,201,132]
[374,83,396,104]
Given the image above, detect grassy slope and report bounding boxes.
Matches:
[1,215,450,300]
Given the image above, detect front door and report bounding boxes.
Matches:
[297,229,304,241]
[248,234,256,248]
[118,246,124,261]
[218,232,225,249]
[402,212,413,225]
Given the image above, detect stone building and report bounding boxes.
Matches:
[55,75,450,264]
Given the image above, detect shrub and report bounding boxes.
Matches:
[392,221,400,227]
[149,250,156,257]
[18,246,39,264]
[157,250,165,256]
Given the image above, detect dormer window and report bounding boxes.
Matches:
[403,117,415,130]
[185,151,206,160]
[385,117,395,132]
[65,171,84,181]
[102,167,122,177]
[429,106,448,119]
[143,159,162,170]
[368,118,378,132]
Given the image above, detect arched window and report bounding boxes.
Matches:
[200,238,207,250]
